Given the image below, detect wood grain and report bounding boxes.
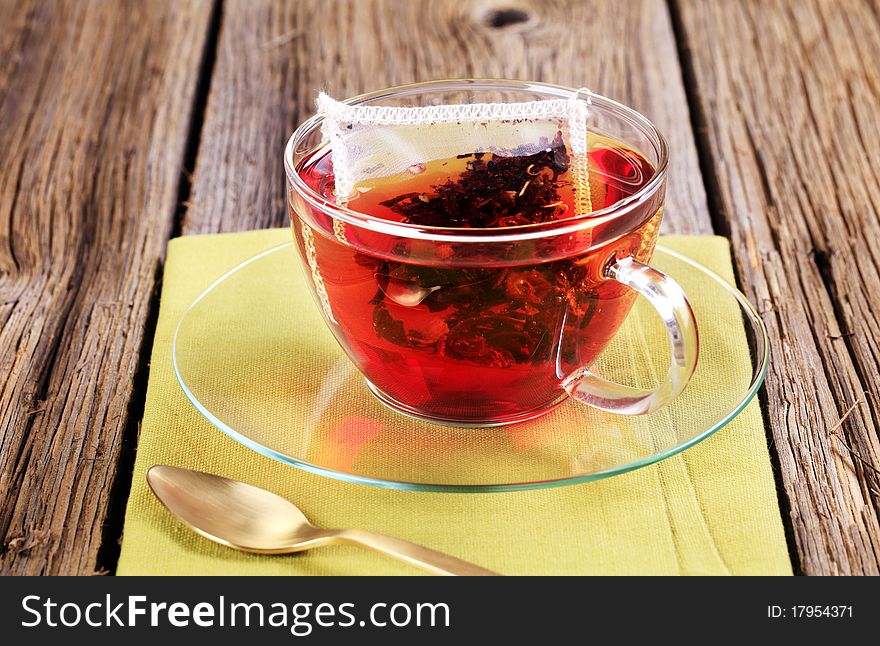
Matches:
[182,0,711,235]
[0,0,214,574]
[675,0,880,574]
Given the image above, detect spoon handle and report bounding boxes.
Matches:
[332,529,500,576]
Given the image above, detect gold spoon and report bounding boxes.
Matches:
[147,465,499,576]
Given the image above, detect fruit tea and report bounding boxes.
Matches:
[292,133,661,423]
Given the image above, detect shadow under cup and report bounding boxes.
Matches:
[285,80,680,426]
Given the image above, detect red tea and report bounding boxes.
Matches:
[292,134,661,424]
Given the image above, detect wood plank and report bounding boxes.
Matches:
[183,0,711,235]
[675,0,880,574]
[0,0,214,574]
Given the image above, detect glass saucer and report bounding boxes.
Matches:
[172,242,768,492]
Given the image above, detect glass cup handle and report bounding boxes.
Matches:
[562,256,699,415]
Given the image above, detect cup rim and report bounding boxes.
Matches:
[284,78,668,243]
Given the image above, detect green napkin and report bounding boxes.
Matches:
[117,228,791,575]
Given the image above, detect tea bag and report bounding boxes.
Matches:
[304,89,594,328]
[316,90,593,219]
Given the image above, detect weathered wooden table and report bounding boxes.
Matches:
[1,0,878,576]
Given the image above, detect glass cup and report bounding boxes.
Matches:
[284,79,698,426]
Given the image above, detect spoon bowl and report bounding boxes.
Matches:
[148,465,326,552]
